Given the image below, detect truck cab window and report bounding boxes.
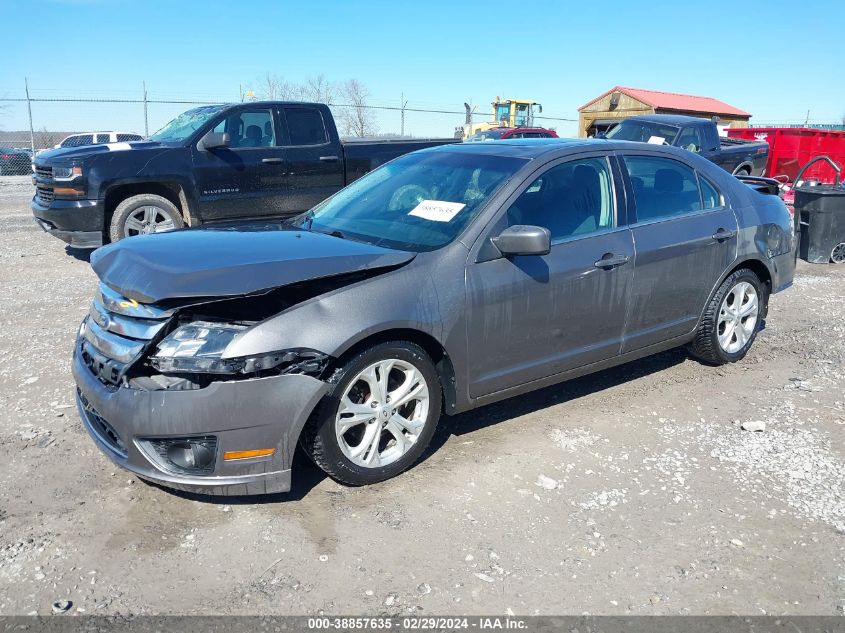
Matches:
[63,134,93,147]
[213,110,275,148]
[676,127,702,153]
[284,108,328,146]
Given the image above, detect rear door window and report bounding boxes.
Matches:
[284,108,329,146]
[95,134,111,144]
[699,175,722,209]
[623,155,703,222]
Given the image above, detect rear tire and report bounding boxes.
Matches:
[831,242,845,264]
[689,269,767,365]
[301,341,442,487]
[108,193,183,243]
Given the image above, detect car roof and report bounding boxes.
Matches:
[432,138,594,159]
[426,137,710,163]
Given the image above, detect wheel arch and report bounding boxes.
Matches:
[103,181,189,234]
[697,257,773,330]
[326,328,458,416]
[731,162,753,176]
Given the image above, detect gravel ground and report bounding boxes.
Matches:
[0,175,843,616]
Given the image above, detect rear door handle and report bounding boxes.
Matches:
[711,228,737,242]
[594,253,630,269]
[261,157,283,164]
[319,155,340,162]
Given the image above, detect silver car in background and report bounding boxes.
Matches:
[73,139,795,496]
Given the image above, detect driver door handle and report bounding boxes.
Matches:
[319,155,340,162]
[261,157,283,164]
[711,228,737,242]
[594,253,630,269]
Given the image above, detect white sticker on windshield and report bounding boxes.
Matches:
[647,135,666,145]
[408,200,466,222]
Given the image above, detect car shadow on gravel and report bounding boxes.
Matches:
[425,347,690,459]
[64,246,93,262]
[144,348,689,505]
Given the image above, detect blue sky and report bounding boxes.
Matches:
[1,0,843,137]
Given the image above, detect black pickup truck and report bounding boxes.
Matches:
[32,102,457,248]
[606,114,769,177]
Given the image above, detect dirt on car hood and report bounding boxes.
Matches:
[90,224,415,304]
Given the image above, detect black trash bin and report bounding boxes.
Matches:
[793,156,845,264]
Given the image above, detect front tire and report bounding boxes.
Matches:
[301,341,442,486]
[108,193,183,243]
[689,269,767,365]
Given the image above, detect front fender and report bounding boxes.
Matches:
[224,248,470,397]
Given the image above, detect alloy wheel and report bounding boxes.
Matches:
[123,205,176,237]
[832,242,845,264]
[335,359,430,468]
[717,281,759,354]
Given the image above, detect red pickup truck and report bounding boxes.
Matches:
[465,127,558,142]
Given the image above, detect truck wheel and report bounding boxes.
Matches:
[733,166,751,176]
[832,242,845,264]
[301,341,442,486]
[689,269,767,366]
[108,194,183,242]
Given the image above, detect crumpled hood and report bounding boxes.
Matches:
[90,225,415,304]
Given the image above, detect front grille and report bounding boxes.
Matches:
[34,165,52,179]
[36,186,53,204]
[80,283,171,386]
[78,390,127,457]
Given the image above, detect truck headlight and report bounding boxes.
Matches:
[150,321,327,376]
[52,165,82,180]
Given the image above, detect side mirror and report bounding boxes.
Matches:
[492,225,551,257]
[198,131,230,150]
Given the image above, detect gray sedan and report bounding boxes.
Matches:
[74,139,795,495]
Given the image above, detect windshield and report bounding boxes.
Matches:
[149,105,226,143]
[466,129,506,142]
[606,120,680,145]
[290,151,528,252]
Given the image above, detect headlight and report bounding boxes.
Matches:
[52,165,82,180]
[150,321,246,374]
[150,321,326,375]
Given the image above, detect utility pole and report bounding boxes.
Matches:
[24,77,35,155]
[143,81,149,137]
[400,92,408,137]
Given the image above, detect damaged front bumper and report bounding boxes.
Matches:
[72,344,329,496]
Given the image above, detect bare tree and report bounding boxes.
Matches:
[303,74,335,104]
[339,79,377,137]
[250,72,299,101]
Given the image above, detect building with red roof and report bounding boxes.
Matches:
[577,86,752,137]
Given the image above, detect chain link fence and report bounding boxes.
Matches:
[0,81,584,175]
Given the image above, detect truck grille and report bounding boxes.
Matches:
[80,283,172,387]
[36,186,53,205]
[34,165,52,179]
